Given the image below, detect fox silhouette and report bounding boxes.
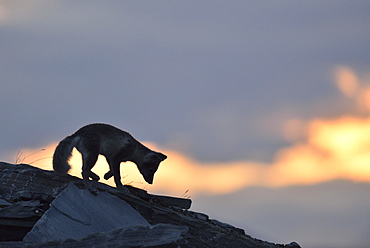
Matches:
[53,123,167,194]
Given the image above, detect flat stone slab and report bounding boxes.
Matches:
[0,199,12,207]
[24,183,149,242]
[1,224,188,248]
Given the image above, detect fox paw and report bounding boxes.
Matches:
[104,171,113,180]
[116,185,130,193]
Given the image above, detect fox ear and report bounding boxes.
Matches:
[144,152,167,163]
[157,152,167,161]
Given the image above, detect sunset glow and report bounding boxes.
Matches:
[8,66,370,197]
[13,115,370,196]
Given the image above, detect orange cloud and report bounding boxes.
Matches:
[334,66,370,111]
[269,116,370,187]
[10,114,370,196]
[334,66,359,98]
[11,143,268,196]
[309,117,370,158]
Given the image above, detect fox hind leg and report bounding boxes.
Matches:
[81,152,99,195]
[104,170,113,180]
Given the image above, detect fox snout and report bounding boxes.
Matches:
[143,173,154,184]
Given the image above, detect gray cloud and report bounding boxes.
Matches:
[1,1,369,162]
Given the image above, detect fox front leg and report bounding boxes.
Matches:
[81,153,99,195]
[107,159,124,190]
[90,171,100,181]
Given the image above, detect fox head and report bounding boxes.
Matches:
[139,152,167,184]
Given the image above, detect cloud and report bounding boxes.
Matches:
[334,66,370,111]
[8,142,267,196]
[334,66,360,97]
[270,116,370,186]
[267,67,370,187]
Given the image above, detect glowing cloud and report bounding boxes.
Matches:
[9,114,370,196]
[269,116,370,187]
[10,143,267,196]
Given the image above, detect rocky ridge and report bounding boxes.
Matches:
[0,162,300,248]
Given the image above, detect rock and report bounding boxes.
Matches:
[0,162,300,247]
[24,183,149,242]
[285,241,301,248]
[1,223,188,248]
[0,199,12,207]
[125,185,192,209]
[0,198,44,241]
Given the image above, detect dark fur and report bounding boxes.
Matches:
[53,123,167,194]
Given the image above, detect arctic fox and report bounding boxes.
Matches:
[52,123,167,194]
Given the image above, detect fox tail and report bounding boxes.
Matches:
[52,135,78,174]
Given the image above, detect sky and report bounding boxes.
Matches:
[1,1,370,247]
